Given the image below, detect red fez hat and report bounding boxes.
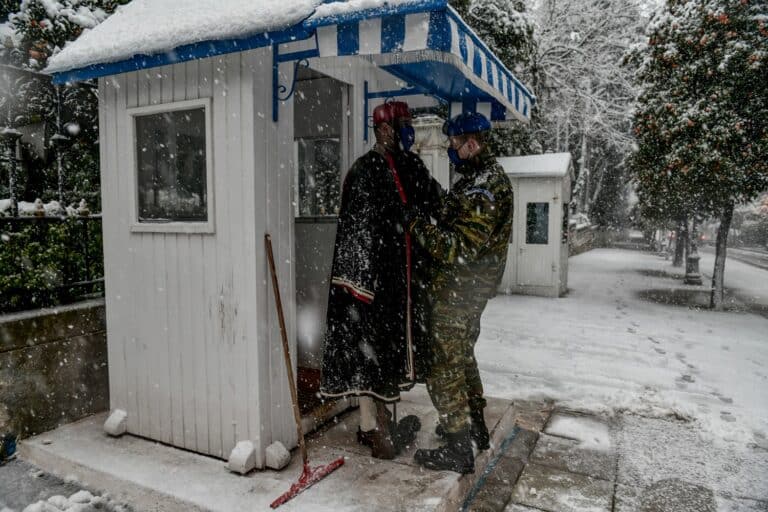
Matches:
[372,101,412,126]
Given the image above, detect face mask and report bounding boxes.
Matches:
[447,147,464,166]
[399,125,415,152]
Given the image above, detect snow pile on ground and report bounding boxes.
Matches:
[46,0,323,73]
[545,414,611,451]
[478,248,768,449]
[20,490,131,512]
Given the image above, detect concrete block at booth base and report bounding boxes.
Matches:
[103,409,127,436]
[228,440,258,475]
[265,441,291,470]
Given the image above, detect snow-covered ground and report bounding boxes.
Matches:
[477,248,768,450]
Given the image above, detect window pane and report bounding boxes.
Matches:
[297,138,341,217]
[526,202,549,244]
[135,108,207,222]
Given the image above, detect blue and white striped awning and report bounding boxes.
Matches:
[50,0,534,124]
[306,4,535,123]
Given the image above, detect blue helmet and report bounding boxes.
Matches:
[442,112,492,137]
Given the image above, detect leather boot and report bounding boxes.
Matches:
[358,414,421,453]
[435,410,489,451]
[358,401,395,459]
[414,427,474,474]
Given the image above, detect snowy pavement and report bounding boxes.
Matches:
[478,248,768,448]
[476,248,768,509]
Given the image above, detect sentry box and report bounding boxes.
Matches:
[47,0,535,469]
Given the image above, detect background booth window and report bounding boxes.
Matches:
[526,202,549,244]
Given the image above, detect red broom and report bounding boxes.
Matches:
[265,234,345,509]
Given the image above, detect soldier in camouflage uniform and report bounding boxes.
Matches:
[406,112,513,474]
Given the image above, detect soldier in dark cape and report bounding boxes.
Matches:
[320,101,443,459]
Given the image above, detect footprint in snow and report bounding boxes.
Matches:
[654,348,666,355]
[627,327,637,334]
[720,411,736,423]
[680,374,695,383]
[648,336,660,344]
[714,393,733,404]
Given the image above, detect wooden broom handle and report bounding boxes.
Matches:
[265,234,308,466]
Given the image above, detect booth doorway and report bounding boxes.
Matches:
[292,69,351,413]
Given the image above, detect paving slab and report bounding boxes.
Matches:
[543,412,613,452]
[617,414,768,500]
[503,505,541,512]
[0,458,84,511]
[18,386,541,512]
[464,428,536,512]
[715,495,768,512]
[530,433,616,481]
[509,463,613,512]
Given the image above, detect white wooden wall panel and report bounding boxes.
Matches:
[99,77,128,427]
[100,48,299,462]
[269,48,298,451]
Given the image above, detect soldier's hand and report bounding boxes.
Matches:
[401,204,420,232]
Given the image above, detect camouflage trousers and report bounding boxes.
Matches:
[425,298,488,435]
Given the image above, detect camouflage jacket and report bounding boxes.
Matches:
[410,150,513,306]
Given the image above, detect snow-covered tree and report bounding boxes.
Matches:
[630,0,768,308]
[0,0,19,22]
[11,0,126,69]
[531,0,646,224]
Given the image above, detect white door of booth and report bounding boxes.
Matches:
[516,178,557,287]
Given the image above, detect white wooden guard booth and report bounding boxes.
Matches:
[498,153,573,298]
[46,0,535,472]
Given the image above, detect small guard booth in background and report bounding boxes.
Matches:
[498,153,572,298]
[46,0,535,471]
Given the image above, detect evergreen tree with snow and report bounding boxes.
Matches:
[11,0,127,69]
[630,0,768,308]
[450,0,540,155]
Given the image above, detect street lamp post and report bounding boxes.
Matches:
[50,132,71,206]
[1,127,22,217]
[684,214,703,285]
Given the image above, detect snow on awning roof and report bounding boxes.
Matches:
[47,0,535,123]
[46,0,322,75]
[499,153,572,178]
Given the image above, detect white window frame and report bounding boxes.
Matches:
[127,97,215,234]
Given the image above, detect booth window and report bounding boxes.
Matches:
[526,202,549,244]
[130,99,213,232]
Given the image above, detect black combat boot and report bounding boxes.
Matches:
[469,409,490,451]
[435,410,490,451]
[414,428,474,474]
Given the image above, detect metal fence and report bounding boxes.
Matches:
[0,215,104,313]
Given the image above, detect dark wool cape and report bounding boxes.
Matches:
[320,149,442,402]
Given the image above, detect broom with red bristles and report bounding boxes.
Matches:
[266,234,345,509]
